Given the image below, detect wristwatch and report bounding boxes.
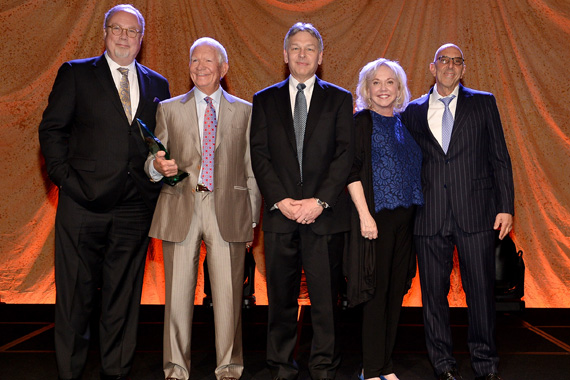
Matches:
[315,198,329,209]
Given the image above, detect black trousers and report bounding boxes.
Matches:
[415,209,498,377]
[362,206,416,378]
[54,183,152,379]
[264,226,344,380]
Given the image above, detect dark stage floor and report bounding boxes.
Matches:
[1,304,569,379]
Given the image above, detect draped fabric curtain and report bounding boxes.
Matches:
[1,0,568,307]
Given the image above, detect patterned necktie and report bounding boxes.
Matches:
[294,82,307,180]
[117,67,132,123]
[439,95,456,153]
[200,96,217,191]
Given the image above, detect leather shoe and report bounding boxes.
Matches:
[475,375,503,380]
[438,369,463,380]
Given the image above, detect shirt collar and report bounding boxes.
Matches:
[432,83,460,102]
[104,51,136,73]
[289,75,316,92]
[194,86,223,105]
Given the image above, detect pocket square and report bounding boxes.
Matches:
[153,97,161,103]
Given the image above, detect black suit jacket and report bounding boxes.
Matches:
[401,84,514,236]
[250,77,354,234]
[39,55,170,212]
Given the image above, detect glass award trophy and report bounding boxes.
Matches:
[136,118,188,186]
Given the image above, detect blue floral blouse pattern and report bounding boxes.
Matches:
[371,112,424,212]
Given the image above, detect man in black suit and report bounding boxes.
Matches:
[401,44,514,380]
[250,22,353,380]
[38,4,170,379]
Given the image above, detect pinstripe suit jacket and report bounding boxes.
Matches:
[145,88,261,243]
[401,84,514,236]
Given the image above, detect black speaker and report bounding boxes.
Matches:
[495,234,525,311]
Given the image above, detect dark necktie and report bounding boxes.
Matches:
[200,96,217,191]
[117,67,132,123]
[294,83,307,179]
[439,95,456,153]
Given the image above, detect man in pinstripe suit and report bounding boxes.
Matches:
[401,44,514,380]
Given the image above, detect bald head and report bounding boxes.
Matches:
[433,43,464,63]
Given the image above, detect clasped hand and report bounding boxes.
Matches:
[153,151,178,177]
[277,198,324,224]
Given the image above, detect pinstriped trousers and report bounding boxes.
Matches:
[415,208,498,377]
[162,191,245,380]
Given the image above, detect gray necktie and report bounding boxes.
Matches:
[294,82,307,179]
[439,95,456,153]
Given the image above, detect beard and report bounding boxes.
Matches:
[113,47,130,59]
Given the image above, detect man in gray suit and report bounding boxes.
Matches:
[401,44,514,380]
[145,37,261,380]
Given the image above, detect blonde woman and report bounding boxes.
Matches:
[346,58,423,380]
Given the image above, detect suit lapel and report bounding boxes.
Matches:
[303,77,324,145]
[274,79,297,153]
[134,61,148,121]
[450,84,473,146]
[417,90,435,144]
[180,89,201,156]
[93,55,128,124]
[216,89,234,150]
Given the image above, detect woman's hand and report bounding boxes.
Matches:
[360,212,378,240]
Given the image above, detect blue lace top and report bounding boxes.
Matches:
[371,111,424,212]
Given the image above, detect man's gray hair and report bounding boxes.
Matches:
[103,4,145,35]
[283,22,324,52]
[190,37,229,65]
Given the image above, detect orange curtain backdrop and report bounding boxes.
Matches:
[0,0,569,307]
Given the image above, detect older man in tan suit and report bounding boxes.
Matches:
[145,37,261,380]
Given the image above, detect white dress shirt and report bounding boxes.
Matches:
[288,75,316,116]
[105,52,140,118]
[194,87,222,183]
[427,83,460,147]
[149,87,222,181]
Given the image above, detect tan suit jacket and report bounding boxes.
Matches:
[146,88,261,242]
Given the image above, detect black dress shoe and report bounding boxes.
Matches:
[475,374,503,380]
[438,369,463,380]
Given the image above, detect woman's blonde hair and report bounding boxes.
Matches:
[355,58,411,113]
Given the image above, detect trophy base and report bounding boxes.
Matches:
[163,171,189,186]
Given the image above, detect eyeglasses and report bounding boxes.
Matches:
[106,25,141,38]
[436,56,465,66]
